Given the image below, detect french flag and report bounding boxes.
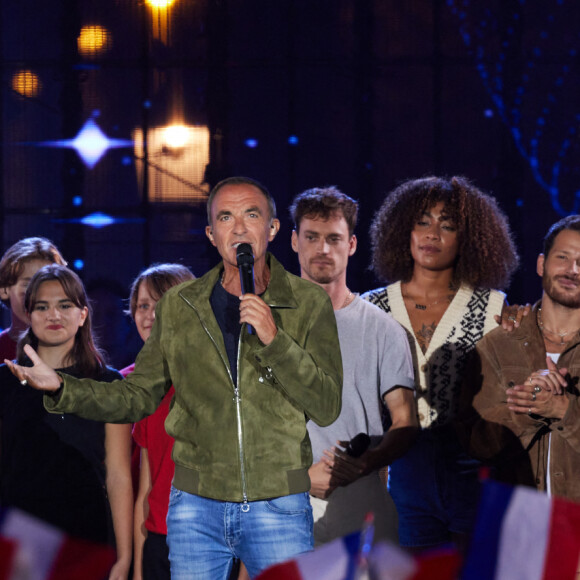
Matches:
[256,531,461,580]
[255,531,365,580]
[0,508,116,580]
[462,480,580,580]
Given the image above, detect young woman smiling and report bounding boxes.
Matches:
[0,265,132,580]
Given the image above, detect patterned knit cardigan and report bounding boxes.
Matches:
[363,281,504,429]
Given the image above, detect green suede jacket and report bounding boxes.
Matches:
[45,254,342,502]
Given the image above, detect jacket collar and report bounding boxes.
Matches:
[508,300,542,342]
[262,254,298,309]
[177,253,298,310]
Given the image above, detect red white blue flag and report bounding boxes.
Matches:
[255,530,461,580]
[0,508,116,580]
[462,480,580,580]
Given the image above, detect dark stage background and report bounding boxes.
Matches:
[2,0,580,366]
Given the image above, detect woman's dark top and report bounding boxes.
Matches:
[0,363,122,544]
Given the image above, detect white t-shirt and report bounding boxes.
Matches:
[307,295,415,462]
[546,351,560,496]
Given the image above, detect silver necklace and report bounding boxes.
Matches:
[341,289,354,309]
[402,294,449,310]
[537,307,575,346]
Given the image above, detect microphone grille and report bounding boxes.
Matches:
[236,243,254,266]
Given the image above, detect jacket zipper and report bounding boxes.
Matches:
[235,333,250,511]
[181,294,249,507]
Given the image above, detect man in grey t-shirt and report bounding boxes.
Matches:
[289,187,418,546]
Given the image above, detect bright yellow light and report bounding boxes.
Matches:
[78,25,112,57]
[11,70,41,98]
[146,0,176,8]
[163,125,190,149]
[133,125,210,202]
[146,0,176,44]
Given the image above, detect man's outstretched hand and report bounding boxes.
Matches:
[5,344,62,392]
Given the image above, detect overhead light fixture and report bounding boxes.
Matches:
[145,0,176,7]
[78,25,112,58]
[11,70,41,98]
[133,124,210,202]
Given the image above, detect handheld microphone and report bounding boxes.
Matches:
[346,433,371,458]
[236,243,255,334]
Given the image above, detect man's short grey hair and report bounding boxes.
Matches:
[206,176,277,224]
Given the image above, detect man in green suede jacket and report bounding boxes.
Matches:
[8,177,343,579]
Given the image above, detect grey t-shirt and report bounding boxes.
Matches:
[307,295,415,463]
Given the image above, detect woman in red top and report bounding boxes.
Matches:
[122,264,194,580]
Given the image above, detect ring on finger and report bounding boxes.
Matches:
[533,385,541,393]
[528,377,533,385]
[528,408,532,416]
[508,315,516,321]
[531,392,537,402]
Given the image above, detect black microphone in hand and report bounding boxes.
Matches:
[236,243,255,334]
[346,433,371,458]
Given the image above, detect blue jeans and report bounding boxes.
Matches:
[389,428,481,548]
[166,487,313,579]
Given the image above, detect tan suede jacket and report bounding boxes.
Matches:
[461,303,580,501]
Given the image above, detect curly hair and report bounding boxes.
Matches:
[289,186,359,236]
[369,176,519,289]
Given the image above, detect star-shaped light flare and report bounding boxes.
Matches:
[42,117,133,169]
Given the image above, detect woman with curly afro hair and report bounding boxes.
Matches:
[363,175,520,554]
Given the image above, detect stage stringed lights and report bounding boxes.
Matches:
[447,0,580,216]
